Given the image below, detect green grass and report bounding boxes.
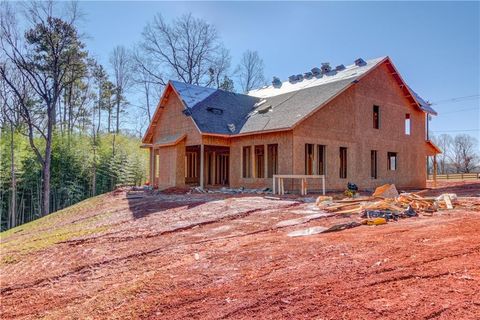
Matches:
[0,194,112,263]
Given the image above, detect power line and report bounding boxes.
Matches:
[432,129,480,133]
[430,94,480,105]
[439,107,480,115]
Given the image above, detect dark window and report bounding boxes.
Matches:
[388,152,397,171]
[255,145,265,178]
[267,144,278,178]
[373,105,380,129]
[405,114,411,135]
[305,144,314,174]
[185,152,198,179]
[242,146,251,178]
[339,147,347,179]
[371,150,377,179]
[318,145,326,175]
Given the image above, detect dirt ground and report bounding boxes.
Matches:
[1,181,480,319]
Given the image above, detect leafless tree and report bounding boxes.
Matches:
[450,134,478,173]
[0,1,87,216]
[235,50,266,93]
[433,134,453,174]
[139,13,231,87]
[0,74,22,228]
[110,45,131,133]
[130,48,163,122]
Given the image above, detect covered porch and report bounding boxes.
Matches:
[426,140,442,187]
[147,140,230,189]
[185,145,230,188]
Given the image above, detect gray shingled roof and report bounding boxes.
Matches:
[189,90,260,134]
[175,76,361,134]
[239,78,355,133]
[167,57,436,135]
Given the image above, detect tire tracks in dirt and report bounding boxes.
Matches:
[1,205,299,296]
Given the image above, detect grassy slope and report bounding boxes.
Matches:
[0,194,110,265]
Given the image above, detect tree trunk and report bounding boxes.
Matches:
[97,101,101,135]
[145,83,151,121]
[9,121,16,228]
[41,106,54,216]
[92,144,96,196]
[116,89,120,134]
[108,102,111,133]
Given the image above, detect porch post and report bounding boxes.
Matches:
[200,144,205,189]
[213,151,216,185]
[264,145,268,179]
[433,155,437,188]
[149,147,154,186]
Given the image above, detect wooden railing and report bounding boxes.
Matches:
[428,173,480,180]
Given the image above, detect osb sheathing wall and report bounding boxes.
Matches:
[152,90,202,147]
[149,61,429,191]
[156,141,186,188]
[292,62,427,190]
[229,131,294,189]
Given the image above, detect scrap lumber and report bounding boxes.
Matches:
[444,194,453,210]
[372,184,399,199]
[315,186,457,216]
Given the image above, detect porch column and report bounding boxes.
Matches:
[149,147,155,186]
[433,155,437,188]
[200,144,205,189]
[213,151,216,185]
[264,145,268,179]
[251,146,256,178]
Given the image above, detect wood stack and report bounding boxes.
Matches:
[316,186,456,216]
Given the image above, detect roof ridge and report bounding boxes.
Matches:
[248,56,387,98]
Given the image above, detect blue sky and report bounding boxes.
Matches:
[78,1,479,146]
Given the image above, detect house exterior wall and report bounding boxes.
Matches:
[150,92,197,188]
[147,62,429,191]
[292,62,427,191]
[152,91,202,146]
[229,131,293,189]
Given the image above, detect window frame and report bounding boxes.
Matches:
[371,150,378,179]
[318,145,326,176]
[242,146,252,178]
[373,105,380,129]
[267,144,278,178]
[405,113,411,135]
[387,152,397,171]
[339,147,347,179]
[305,144,315,175]
[254,145,265,178]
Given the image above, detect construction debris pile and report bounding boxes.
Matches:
[316,184,457,223]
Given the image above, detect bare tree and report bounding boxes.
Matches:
[235,50,266,93]
[0,1,87,216]
[450,134,478,173]
[139,13,231,87]
[110,45,131,133]
[0,75,22,228]
[130,49,163,122]
[433,134,453,174]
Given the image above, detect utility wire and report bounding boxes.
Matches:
[430,94,480,105]
[431,129,480,133]
[439,107,480,115]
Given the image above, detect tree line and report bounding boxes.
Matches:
[0,1,267,231]
[431,133,479,174]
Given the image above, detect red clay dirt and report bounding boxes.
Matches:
[1,181,479,319]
